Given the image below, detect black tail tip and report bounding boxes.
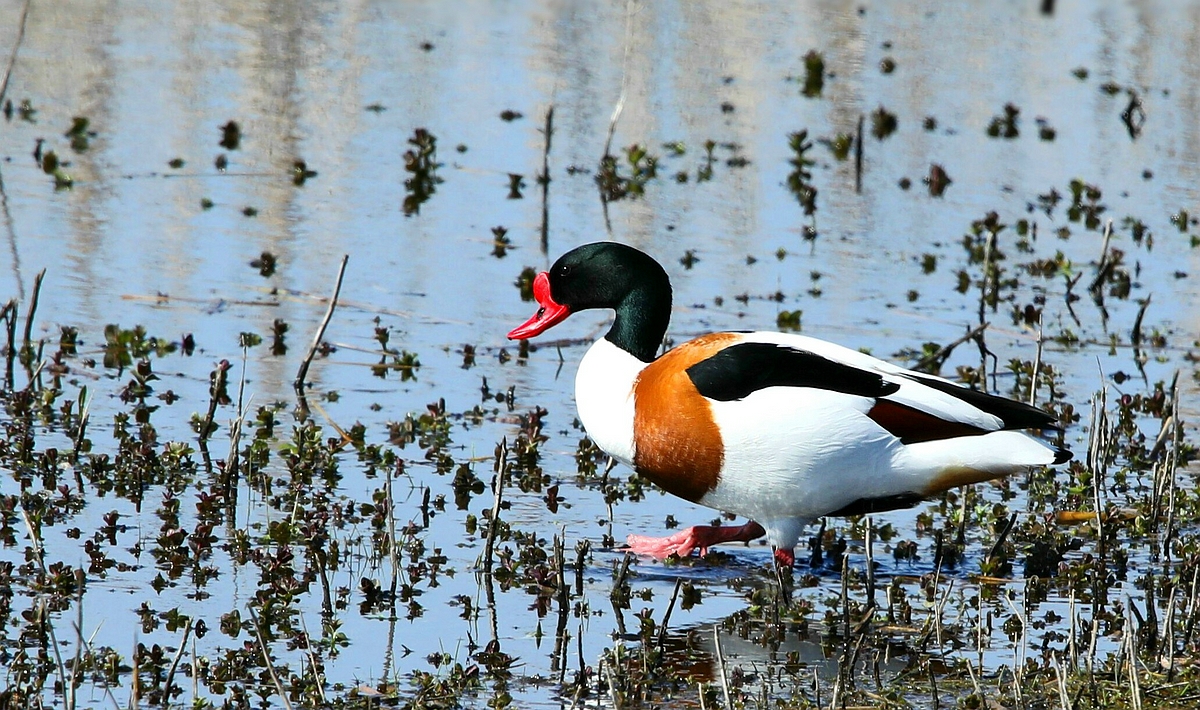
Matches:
[1053,448,1073,465]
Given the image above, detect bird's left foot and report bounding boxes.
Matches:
[624,521,766,559]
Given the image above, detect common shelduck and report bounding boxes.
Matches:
[508,242,1071,566]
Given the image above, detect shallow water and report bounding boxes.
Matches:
[1,1,1198,707]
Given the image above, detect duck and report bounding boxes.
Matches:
[507,242,1071,566]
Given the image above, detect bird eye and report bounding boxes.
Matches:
[536,307,546,318]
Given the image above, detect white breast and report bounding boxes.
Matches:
[574,338,643,467]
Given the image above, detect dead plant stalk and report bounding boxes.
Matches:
[294,254,349,393]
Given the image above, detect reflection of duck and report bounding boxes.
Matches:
[509,243,1071,566]
[673,624,911,683]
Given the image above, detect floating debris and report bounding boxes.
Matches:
[986,103,1020,138]
[800,50,824,97]
[403,128,443,215]
[219,120,241,150]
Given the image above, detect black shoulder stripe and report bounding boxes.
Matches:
[826,492,926,517]
[903,373,1061,431]
[686,342,901,402]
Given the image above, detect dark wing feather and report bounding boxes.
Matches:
[901,372,1061,430]
[865,399,988,444]
[686,342,900,402]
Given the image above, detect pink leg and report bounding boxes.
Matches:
[773,546,795,568]
[625,521,767,559]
